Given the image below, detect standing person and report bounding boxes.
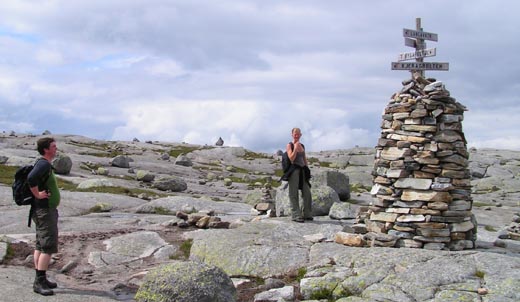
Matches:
[28,137,60,296]
[286,128,313,222]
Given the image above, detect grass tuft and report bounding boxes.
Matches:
[296,267,307,282]
[5,243,15,260]
[475,270,485,279]
[309,288,334,301]
[242,150,272,160]
[153,206,172,215]
[169,146,210,158]
[179,239,193,258]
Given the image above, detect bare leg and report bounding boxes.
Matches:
[33,250,41,268]
[36,253,52,271]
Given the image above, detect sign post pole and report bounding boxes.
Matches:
[415,18,425,77]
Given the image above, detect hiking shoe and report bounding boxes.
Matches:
[304,217,314,221]
[46,277,58,289]
[33,276,54,296]
[292,217,304,223]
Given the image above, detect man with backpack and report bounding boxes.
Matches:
[285,128,313,223]
[28,137,61,296]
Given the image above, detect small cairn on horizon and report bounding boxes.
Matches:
[363,73,477,250]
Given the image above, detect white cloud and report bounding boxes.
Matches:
[36,48,64,65]
[0,119,34,133]
[111,98,369,152]
[145,58,184,77]
[0,74,30,105]
[464,107,520,150]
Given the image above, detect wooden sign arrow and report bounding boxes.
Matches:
[391,62,449,71]
[404,37,416,48]
[398,48,436,61]
[403,28,438,42]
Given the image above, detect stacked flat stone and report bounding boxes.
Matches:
[367,74,477,251]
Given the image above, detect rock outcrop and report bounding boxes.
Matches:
[0,133,519,301]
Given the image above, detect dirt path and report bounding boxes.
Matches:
[4,227,264,302]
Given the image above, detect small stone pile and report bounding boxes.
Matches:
[366,74,477,250]
[253,183,276,217]
[500,213,520,241]
[175,210,230,229]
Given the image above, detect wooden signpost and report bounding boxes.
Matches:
[392,18,449,77]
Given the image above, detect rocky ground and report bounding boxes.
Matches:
[0,133,519,302]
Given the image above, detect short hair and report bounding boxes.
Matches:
[292,127,301,134]
[37,137,56,155]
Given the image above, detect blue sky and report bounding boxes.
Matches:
[1,1,519,152]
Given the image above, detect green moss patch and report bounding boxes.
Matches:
[169,145,211,158]
[350,183,370,193]
[153,206,173,215]
[0,164,17,185]
[69,141,124,157]
[56,177,168,198]
[242,150,272,160]
[484,225,497,232]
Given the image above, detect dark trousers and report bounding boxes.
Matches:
[288,167,312,219]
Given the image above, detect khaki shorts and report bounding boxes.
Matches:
[32,208,59,254]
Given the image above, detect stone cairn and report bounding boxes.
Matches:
[253,183,276,217]
[365,74,477,250]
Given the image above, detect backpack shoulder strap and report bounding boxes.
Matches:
[34,158,52,187]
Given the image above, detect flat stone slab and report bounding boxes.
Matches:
[394,178,432,190]
[88,231,176,267]
[307,243,520,301]
[186,218,343,278]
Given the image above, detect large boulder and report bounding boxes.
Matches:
[152,176,187,192]
[275,185,340,217]
[136,170,155,182]
[135,261,236,302]
[311,171,350,201]
[175,154,193,167]
[0,156,8,164]
[52,154,73,175]
[111,155,131,168]
[77,178,115,189]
